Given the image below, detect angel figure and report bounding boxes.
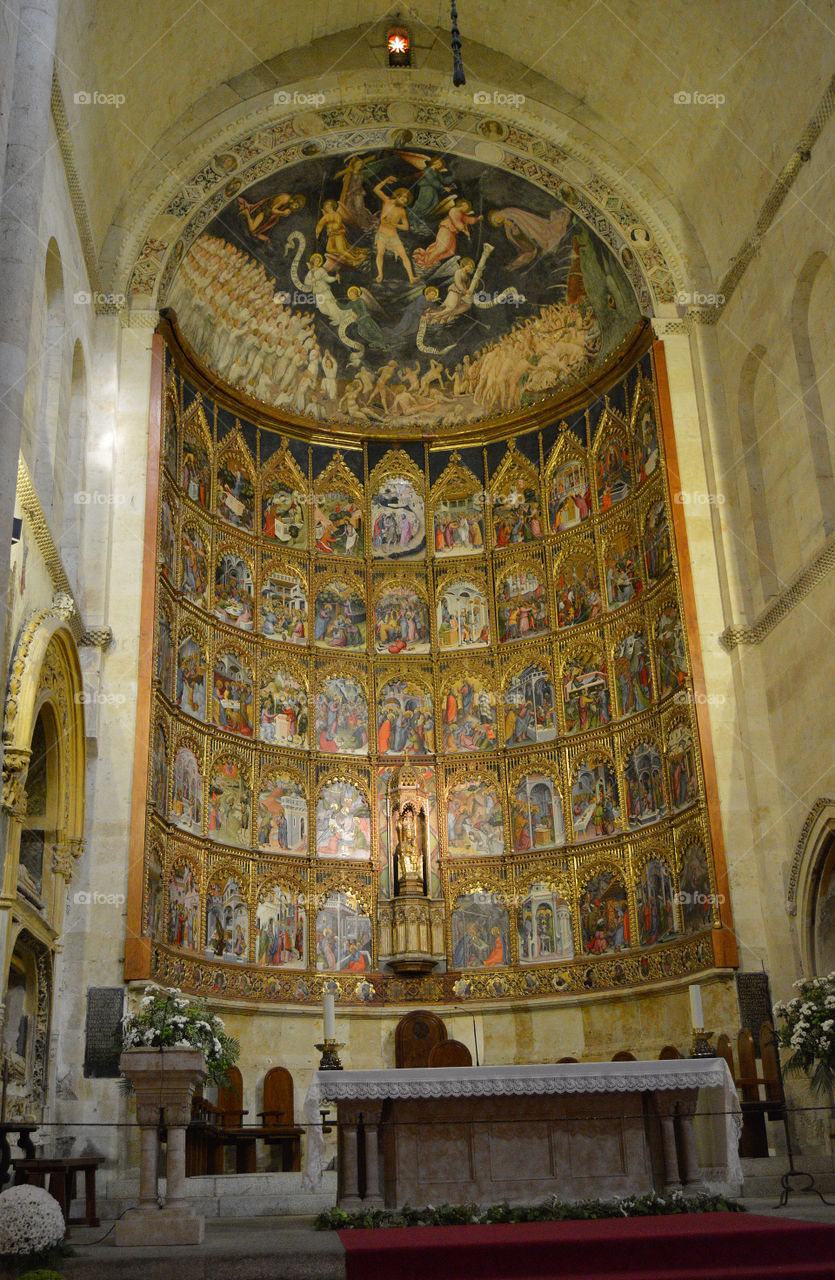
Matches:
[345,286,387,348]
[238,192,305,241]
[334,153,378,232]
[397,152,456,229]
[315,199,368,271]
[487,205,571,269]
[413,198,481,272]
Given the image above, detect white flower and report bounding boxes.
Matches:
[213,1038,222,1055]
[823,1020,834,1032]
[0,1184,65,1254]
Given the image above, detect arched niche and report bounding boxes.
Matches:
[789,798,835,976]
[1,930,52,1120]
[1,609,86,1117]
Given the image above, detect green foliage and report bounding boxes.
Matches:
[314,1191,744,1231]
[774,975,835,1097]
[0,1249,68,1280]
[121,984,240,1087]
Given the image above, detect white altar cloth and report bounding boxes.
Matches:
[303,1059,742,1196]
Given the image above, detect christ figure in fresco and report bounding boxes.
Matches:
[373,178,416,283]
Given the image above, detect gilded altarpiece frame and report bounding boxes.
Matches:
[126,334,735,1007]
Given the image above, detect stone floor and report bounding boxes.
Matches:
[56,1196,835,1280]
[62,1215,346,1280]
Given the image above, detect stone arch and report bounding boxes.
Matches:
[110,61,692,314]
[791,251,835,536]
[787,798,835,977]
[2,608,87,896]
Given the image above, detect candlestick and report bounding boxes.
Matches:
[323,991,336,1040]
[314,1040,344,1071]
[688,983,703,1029]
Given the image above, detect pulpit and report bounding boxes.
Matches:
[306,1060,742,1210]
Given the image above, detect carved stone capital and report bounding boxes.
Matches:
[51,843,76,881]
[2,746,31,819]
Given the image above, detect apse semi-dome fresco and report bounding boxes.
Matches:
[165,148,642,431]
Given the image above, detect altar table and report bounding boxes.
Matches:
[305,1060,742,1209]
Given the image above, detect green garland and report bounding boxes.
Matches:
[315,1191,744,1231]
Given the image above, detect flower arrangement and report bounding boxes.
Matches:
[774,973,835,1096]
[121,984,240,1087]
[0,1185,65,1258]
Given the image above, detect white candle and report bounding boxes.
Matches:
[689,984,703,1029]
[323,991,336,1040]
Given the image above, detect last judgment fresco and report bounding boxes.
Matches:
[144,299,724,1007]
[166,150,640,431]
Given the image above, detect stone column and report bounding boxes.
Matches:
[339,1114,361,1209]
[675,1094,704,1189]
[655,1096,682,1192]
[114,1048,205,1247]
[164,1124,188,1207]
[362,1102,384,1208]
[135,1104,161,1213]
[0,0,61,683]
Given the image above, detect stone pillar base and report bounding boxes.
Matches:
[114,1205,205,1247]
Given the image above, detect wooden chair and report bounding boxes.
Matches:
[205,1068,257,1174]
[186,1092,221,1176]
[658,1045,683,1060]
[217,1066,247,1127]
[717,1025,786,1158]
[428,1040,472,1067]
[395,1010,448,1068]
[258,1066,305,1171]
[612,1050,636,1061]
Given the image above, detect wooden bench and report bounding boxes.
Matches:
[0,1121,37,1190]
[186,1066,305,1175]
[14,1155,104,1229]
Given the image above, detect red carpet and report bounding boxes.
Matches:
[339,1212,835,1280]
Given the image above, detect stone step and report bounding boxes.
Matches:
[741,1156,835,1198]
[71,1170,338,1222]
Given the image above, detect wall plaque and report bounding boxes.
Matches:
[83,987,125,1078]
[736,972,773,1058]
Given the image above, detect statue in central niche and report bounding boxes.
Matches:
[388,765,429,897]
[395,806,423,880]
